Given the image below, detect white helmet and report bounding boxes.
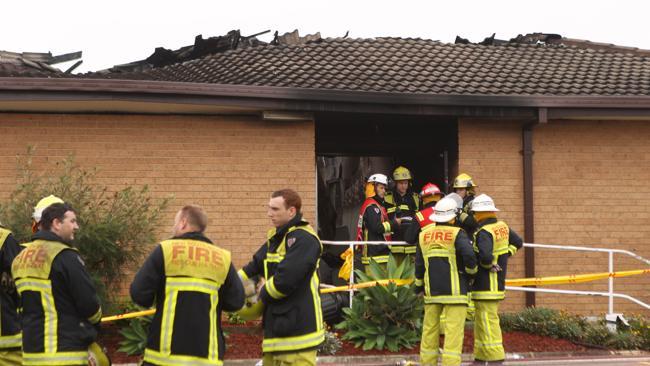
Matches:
[367,173,388,186]
[471,194,499,212]
[33,195,64,222]
[430,197,458,223]
[444,192,464,210]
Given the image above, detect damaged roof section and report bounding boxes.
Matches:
[0,50,82,77]
[100,29,323,74]
[85,31,650,96]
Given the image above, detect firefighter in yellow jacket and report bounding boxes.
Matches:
[470,194,523,364]
[240,189,323,366]
[130,205,245,365]
[12,202,107,366]
[415,197,477,366]
[0,224,23,365]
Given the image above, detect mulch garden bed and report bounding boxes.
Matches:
[100,321,586,363]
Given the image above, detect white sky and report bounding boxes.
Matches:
[2,0,649,73]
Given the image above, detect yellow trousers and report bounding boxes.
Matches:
[263,349,317,366]
[0,349,22,366]
[420,303,466,366]
[473,300,505,362]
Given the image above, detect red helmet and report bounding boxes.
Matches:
[420,183,443,197]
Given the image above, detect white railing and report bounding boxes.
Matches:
[321,240,650,315]
[517,243,650,315]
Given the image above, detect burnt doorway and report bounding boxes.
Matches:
[315,112,457,283]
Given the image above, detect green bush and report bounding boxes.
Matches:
[335,255,423,352]
[118,313,152,356]
[0,149,171,308]
[501,307,650,351]
[318,325,342,355]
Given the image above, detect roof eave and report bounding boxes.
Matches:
[1,77,650,117]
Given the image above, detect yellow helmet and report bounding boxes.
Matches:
[33,195,64,222]
[235,297,265,321]
[453,173,477,189]
[392,166,412,181]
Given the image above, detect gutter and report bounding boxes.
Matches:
[2,78,650,111]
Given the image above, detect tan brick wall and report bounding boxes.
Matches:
[459,118,650,315]
[458,119,526,312]
[0,113,316,291]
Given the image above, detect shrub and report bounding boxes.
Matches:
[318,324,342,355]
[501,307,650,351]
[118,314,152,356]
[0,149,171,308]
[335,255,423,352]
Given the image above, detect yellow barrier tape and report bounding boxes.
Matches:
[505,268,650,287]
[101,269,649,323]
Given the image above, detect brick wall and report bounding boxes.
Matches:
[0,113,316,282]
[459,118,650,315]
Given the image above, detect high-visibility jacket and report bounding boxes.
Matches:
[472,219,523,301]
[404,203,436,245]
[241,215,324,353]
[12,231,101,366]
[357,197,397,265]
[414,223,477,304]
[0,228,22,350]
[130,232,245,366]
[385,191,420,251]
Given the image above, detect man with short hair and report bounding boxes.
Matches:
[130,204,245,365]
[240,189,324,366]
[0,223,23,365]
[12,203,105,366]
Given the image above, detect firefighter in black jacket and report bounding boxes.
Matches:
[385,166,420,258]
[12,203,105,366]
[130,204,245,365]
[0,225,22,365]
[356,174,400,271]
[453,173,479,237]
[404,182,445,245]
[470,194,523,364]
[240,189,323,366]
[415,197,477,366]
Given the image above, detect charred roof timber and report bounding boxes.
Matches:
[0,50,82,75]
[101,29,323,74]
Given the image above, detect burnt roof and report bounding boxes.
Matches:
[85,34,650,96]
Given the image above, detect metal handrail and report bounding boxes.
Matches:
[321,240,650,314]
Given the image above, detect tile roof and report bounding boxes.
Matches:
[0,50,82,77]
[87,37,650,96]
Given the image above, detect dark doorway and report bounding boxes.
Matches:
[315,112,458,283]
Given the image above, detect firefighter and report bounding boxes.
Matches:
[470,194,523,364]
[404,182,445,245]
[453,173,479,237]
[415,197,477,366]
[12,202,108,366]
[356,174,400,271]
[385,166,420,259]
[130,204,245,365]
[240,189,323,366]
[0,224,22,365]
